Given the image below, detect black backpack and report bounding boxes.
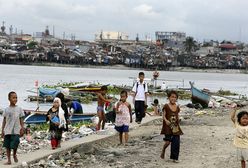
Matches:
[135,82,146,92]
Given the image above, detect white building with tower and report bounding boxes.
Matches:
[95,31,129,41]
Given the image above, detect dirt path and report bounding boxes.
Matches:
[29,113,239,168]
[70,113,238,168]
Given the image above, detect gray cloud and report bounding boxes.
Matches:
[0,0,247,42]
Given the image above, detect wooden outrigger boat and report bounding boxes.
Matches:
[68,84,109,92]
[69,87,102,92]
[190,82,210,108]
[24,110,96,124]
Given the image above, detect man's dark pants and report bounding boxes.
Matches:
[135,100,145,123]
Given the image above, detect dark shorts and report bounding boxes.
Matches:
[115,125,129,133]
[3,135,20,149]
[163,135,173,142]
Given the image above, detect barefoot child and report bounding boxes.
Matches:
[160,90,183,162]
[97,86,112,130]
[115,90,132,145]
[1,91,25,165]
[152,99,161,116]
[46,98,66,149]
[231,109,248,168]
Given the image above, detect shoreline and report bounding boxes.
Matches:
[1,63,248,74]
[172,67,248,74]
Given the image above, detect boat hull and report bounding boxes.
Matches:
[24,112,95,124]
[69,84,109,92]
[190,82,210,108]
[69,87,102,92]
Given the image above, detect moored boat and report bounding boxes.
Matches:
[69,84,109,92]
[39,87,61,98]
[24,110,95,124]
[190,82,210,108]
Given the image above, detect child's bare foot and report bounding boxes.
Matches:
[160,153,165,159]
[4,161,11,165]
[13,155,18,163]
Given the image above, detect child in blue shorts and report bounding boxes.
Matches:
[115,90,132,145]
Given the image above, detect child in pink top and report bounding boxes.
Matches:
[115,90,132,145]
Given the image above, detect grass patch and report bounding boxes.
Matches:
[217,89,238,96]
[71,121,94,128]
[28,123,50,131]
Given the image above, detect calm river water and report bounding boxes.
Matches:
[0,64,248,112]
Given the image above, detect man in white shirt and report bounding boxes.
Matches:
[132,72,148,124]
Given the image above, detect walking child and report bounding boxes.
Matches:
[160,90,183,162]
[231,109,248,168]
[1,91,25,165]
[115,90,132,145]
[97,85,112,130]
[131,72,148,124]
[46,98,66,149]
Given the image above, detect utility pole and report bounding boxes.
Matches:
[53,25,55,38]
[9,25,13,35]
[63,32,65,40]
[1,21,5,34]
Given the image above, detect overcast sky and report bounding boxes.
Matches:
[0,0,247,42]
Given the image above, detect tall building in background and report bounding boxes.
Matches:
[155,31,186,49]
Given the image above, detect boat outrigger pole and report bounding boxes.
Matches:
[35,80,39,111]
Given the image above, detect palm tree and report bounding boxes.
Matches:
[184,36,197,53]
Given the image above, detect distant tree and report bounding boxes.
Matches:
[27,41,38,49]
[221,40,232,44]
[75,40,80,45]
[184,36,197,53]
[202,42,211,47]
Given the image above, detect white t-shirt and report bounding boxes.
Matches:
[132,81,148,101]
[3,106,25,135]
